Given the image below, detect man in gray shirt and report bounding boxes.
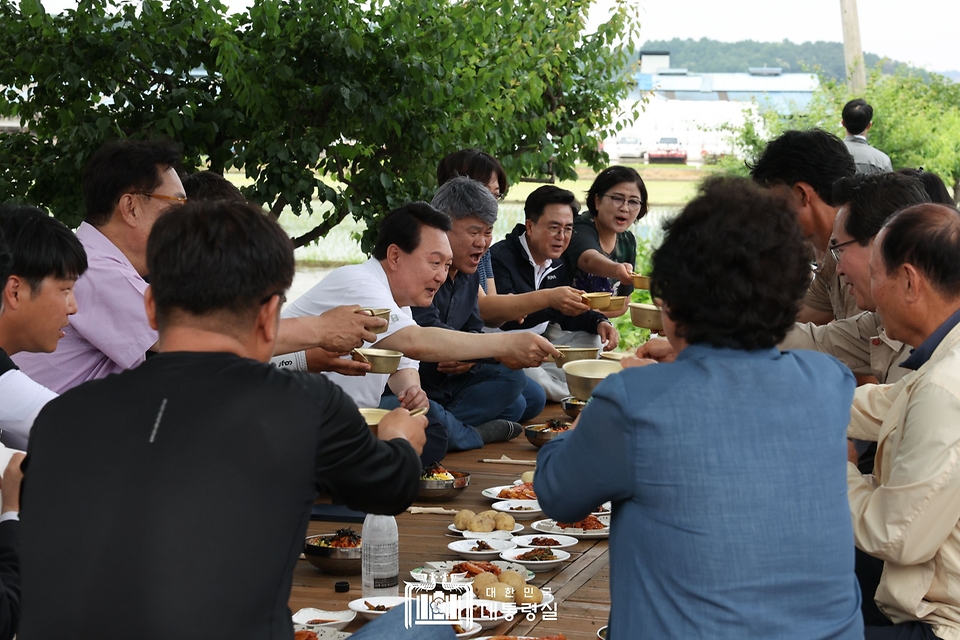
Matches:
[842,99,893,174]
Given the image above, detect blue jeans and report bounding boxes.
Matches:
[517,376,546,423]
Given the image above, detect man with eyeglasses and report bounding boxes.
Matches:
[16,140,384,392]
[490,185,618,401]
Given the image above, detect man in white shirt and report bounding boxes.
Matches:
[283,202,560,459]
[0,205,87,451]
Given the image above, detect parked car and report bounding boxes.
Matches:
[617,136,644,159]
[648,137,687,164]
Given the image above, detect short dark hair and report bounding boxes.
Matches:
[146,200,294,329]
[524,185,580,222]
[0,204,88,293]
[182,171,246,203]
[651,177,810,350]
[833,172,930,244]
[431,176,498,226]
[437,149,508,198]
[880,203,960,299]
[83,139,182,226]
[842,99,874,136]
[749,129,856,206]
[898,168,954,205]
[371,202,453,261]
[586,166,648,220]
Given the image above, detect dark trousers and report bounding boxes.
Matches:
[857,548,941,640]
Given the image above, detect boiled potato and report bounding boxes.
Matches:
[494,513,516,531]
[515,584,543,605]
[483,582,515,603]
[468,515,495,532]
[521,470,535,484]
[453,509,476,531]
[477,510,498,519]
[472,572,499,597]
[497,570,526,591]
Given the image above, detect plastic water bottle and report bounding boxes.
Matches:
[362,514,399,597]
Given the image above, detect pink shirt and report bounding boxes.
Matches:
[14,223,157,393]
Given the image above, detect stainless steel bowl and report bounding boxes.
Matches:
[629,302,663,331]
[304,534,362,575]
[549,346,600,367]
[524,423,570,448]
[417,470,470,502]
[563,360,623,401]
[356,307,391,334]
[560,396,587,419]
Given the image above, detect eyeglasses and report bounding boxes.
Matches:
[540,223,574,238]
[829,238,857,264]
[600,193,643,211]
[134,192,188,205]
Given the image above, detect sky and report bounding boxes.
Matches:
[39,0,960,73]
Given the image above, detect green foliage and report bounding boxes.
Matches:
[0,0,641,248]
[638,37,926,81]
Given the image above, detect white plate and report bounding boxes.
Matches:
[531,515,610,538]
[454,621,483,638]
[410,567,471,583]
[448,523,523,537]
[291,627,351,639]
[347,596,410,620]
[512,533,579,549]
[422,560,535,581]
[592,501,612,516]
[446,599,508,630]
[448,538,517,560]
[481,484,536,500]
[491,499,542,521]
[499,547,570,572]
[291,607,356,631]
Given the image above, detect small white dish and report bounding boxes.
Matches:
[448,523,523,537]
[531,515,611,539]
[454,620,483,638]
[422,560,534,581]
[409,567,471,583]
[291,627,350,639]
[592,501,612,516]
[491,499,542,521]
[447,538,518,560]
[499,547,570,572]
[347,596,409,620]
[291,607,356,631]
[481,483,536,500]
[512,533,579,549]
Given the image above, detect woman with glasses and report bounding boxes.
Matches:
[564,166,648,316]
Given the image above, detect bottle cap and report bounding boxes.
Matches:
[335,581,350,593]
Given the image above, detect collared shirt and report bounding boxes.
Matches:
[843,134,894,175]
[0,348,56,450]
[900,307,960,370]
[281,258,419,409]
[13,222,157,393]
[518,233,562,290]
[803,249,863,321]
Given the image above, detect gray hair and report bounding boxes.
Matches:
[430,175,498,226]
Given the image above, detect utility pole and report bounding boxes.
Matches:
[840,0,866,93]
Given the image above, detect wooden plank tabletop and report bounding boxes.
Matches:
[289,402,611,638]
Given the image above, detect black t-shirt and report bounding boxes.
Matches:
[19,351,420,640]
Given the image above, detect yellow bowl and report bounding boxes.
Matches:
[581,292,612,309]
[548,346,600,367]
[605,296,627,311]
[351,348,402,374]
[629,303,663,331]
[356,307,391,334]
[631,274,651,290]
[562,359,623,401]
[358,408,390,426]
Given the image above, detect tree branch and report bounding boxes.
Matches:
[290,206,351,248]
[269,193,287,219]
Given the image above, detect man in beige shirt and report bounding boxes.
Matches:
[848,203,960,640]
[749,128,859,323]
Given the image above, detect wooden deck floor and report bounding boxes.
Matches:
[289,403,610,639]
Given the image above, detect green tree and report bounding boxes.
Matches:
[0,0,641,248]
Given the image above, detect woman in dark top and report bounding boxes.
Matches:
[565,166,648,315]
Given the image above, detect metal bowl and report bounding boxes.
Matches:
[351,348,402,373]
[549,346,600,367]
[560,396,587,419]
[417,470,470,502]
[581,292,612,309]
[605,295,627,311]
[563,360,623,401]
[358,408,389,426]
[524,422,571,448]
[631,273,651,289]
[356,307,391,334]
[304,534,362,575]
[600,351,631,362]
[629,302,663,331]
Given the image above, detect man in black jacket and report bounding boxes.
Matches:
[490,185,618,400]
[18,201,432,640]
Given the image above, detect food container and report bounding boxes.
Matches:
[356,307,391,334]
[303,533,362,575]
[581,292,612,309]
[563,360,623,401]
[605,295,627,311]
[548,346,600,367]
[631,273,651,290]
[560,396,586,419]
[417,470,471,502]
[524,422,571,449]
[629,302,663,331]
[351,348,402,373]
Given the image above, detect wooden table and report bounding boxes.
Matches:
[289,403,611,639]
